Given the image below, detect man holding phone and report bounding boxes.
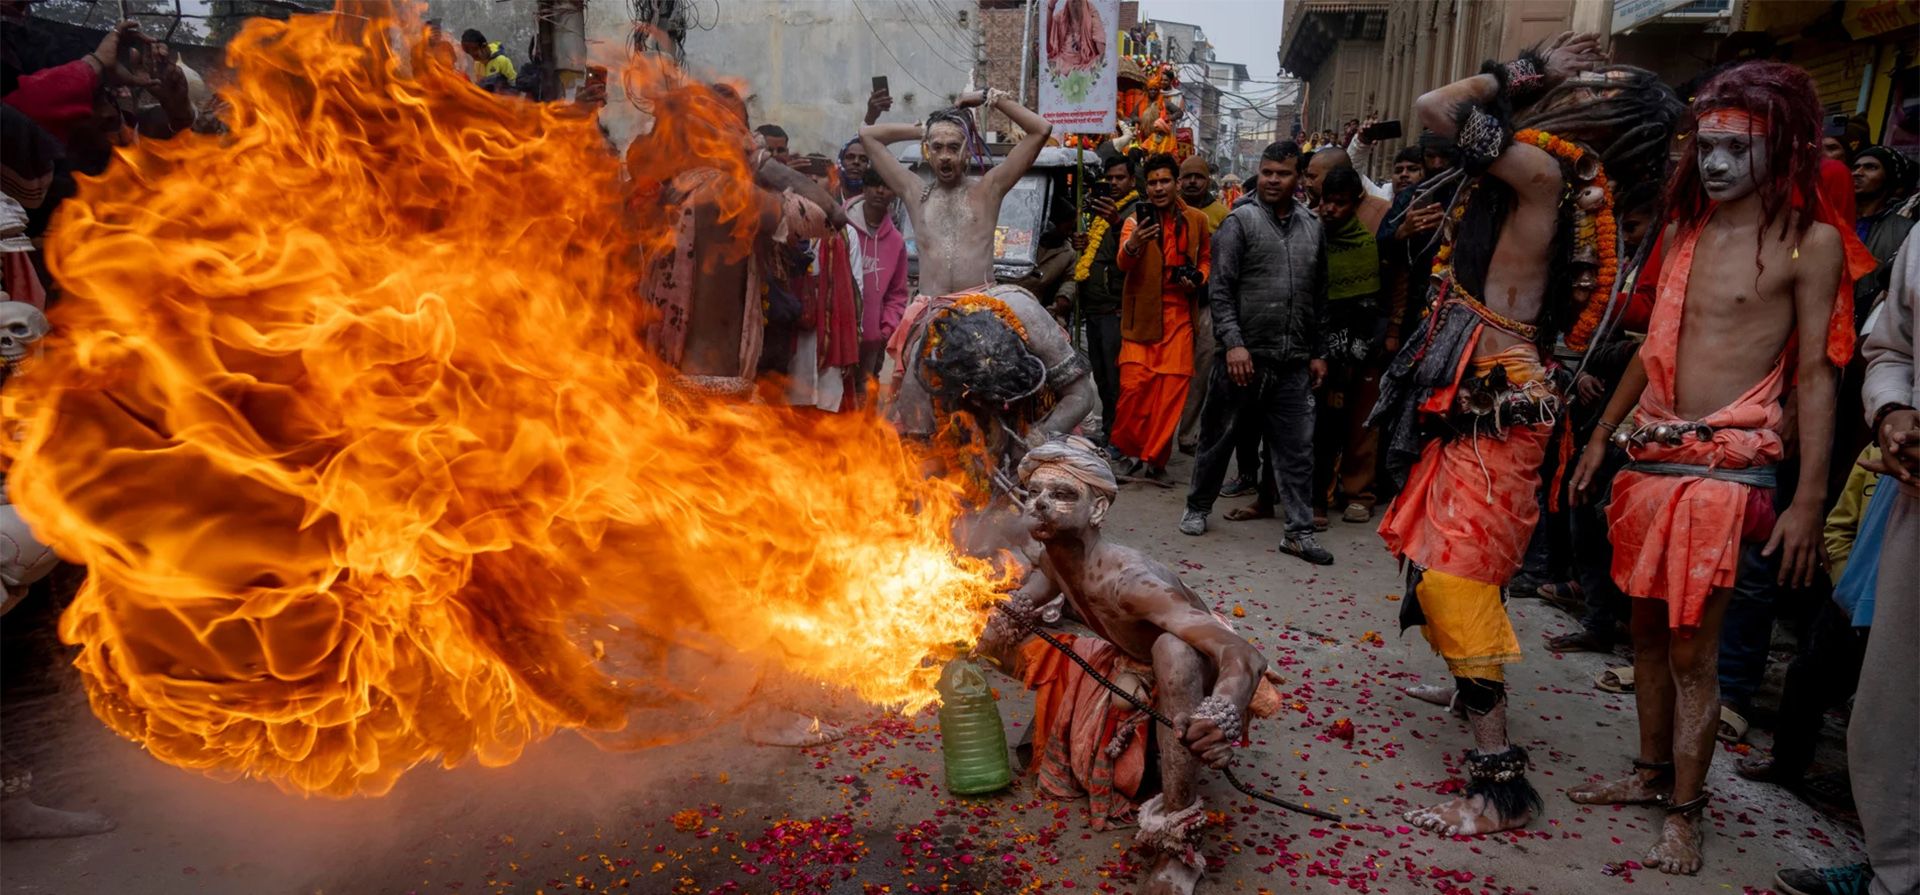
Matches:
[1109,153,1212,480]
[1072,154,1142,444]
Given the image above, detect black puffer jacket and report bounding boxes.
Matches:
[1209,196,1328,364]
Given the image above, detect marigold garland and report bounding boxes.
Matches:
[1074,191,1138,282]
[1515,129,1617,351]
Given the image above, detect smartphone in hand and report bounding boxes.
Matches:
[1360,119,1402,142]
[872,75,889,94]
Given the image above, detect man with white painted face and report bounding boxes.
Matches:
[974,436,1273,895]
[1568,62,1873,877]
[1371,34,1682,841]
[859,89,1053,298]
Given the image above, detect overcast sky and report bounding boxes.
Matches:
[1138,0,1286,81]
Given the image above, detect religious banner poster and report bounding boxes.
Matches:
[1038,0,1119,134]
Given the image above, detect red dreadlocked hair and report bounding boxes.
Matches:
[1664,61,1823,241]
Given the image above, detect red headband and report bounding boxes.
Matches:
[1696,108,1768,133]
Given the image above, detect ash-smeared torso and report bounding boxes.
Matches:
[911,178,997,297]
[1671,216,1802,419]
[1036,542,1208,665]
[1470,190,1561,358]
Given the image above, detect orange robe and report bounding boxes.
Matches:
[1110,214,1205,468]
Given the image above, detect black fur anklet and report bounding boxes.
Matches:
[1464,745,1544,822]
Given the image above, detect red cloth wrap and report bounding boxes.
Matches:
[1020,634,1150,831]
[1607,222,1786,629]
[1378,332,1551,585]
[1379,425,1550,585]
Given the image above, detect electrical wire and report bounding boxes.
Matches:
[849,0,943,96]
[907,0,975,60]
[895,0,974,73]
[893,4,972,74]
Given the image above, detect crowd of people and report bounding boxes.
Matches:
[610,39,1920,893]
[4,9,1919,895]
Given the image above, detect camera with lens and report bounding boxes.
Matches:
[1168,264,1205,289]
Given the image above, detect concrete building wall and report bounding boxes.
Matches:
[584,0,977,156]
[978,2,1038,137]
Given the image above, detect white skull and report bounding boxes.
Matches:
[0,302,50,368]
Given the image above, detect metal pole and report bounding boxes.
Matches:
[1072,143,1085,352]
[1017,0,1036,107]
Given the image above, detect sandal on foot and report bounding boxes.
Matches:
[1223,503,1273,522]
[1717,705,1749,743]
[1595,666,1635,694]
[1535,581,1586,614]
[1736,753,1795,785]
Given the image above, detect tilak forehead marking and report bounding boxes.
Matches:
[1696,108,1767,134]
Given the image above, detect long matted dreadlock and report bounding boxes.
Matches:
[1446,64,1682,350]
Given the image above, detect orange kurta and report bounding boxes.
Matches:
[1110,295,1193,468]
[1606,222,1787,630]
[1111,212,1206,468]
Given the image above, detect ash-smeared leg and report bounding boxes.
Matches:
[1403,679,1540,836]
[1645,796,1708,875]
[1135,632,1216,895]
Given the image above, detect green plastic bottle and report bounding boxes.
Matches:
[936,659,1013,795]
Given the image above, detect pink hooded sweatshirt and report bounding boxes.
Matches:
[846,196,910,347]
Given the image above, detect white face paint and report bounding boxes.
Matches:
[1695,119,1770,203]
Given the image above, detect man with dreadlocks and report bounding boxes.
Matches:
[885,284,1096,486]
[1567,61,1874,876]
[860,89,1053,298]
[1368,32,1683,837]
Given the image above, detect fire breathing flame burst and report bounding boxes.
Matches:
[2,6,1004,797]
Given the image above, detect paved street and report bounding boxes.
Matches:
[1,453,1867,895]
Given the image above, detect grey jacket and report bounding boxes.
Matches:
[1209,196,1328,364]
[1864,227,1917,496]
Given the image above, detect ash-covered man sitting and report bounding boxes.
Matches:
[975,436,1274,895]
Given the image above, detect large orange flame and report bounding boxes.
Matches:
[2,7,1001,797]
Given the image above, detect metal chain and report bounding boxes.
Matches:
[1014,619,1342,822]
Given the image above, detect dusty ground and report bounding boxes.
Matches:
[1,453,1865,895]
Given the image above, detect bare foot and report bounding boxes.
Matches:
[1142,851,1203,895]
[1403,794,1532,836]
[1644,811,1704,875]
[1402,684,1455,707]
[743,708,848,747]
[1566,767,1671,805]
[1,798,116,840]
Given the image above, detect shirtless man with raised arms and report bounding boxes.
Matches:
[860,88,1053,297]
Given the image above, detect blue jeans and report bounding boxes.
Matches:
[1717,538,1781,714]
